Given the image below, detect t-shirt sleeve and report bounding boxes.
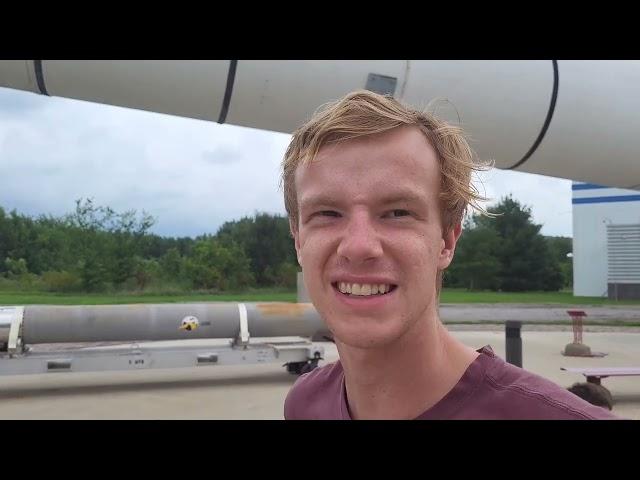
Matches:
[483,358,622,420]
[283,372,313,420]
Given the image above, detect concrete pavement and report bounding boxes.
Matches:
[0,328,637,419]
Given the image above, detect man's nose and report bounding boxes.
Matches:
[336,213,383,264]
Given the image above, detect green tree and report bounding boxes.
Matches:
[274,261,299,289]
[185,238,254,291]
[0,209,44,274]
[546,236,573,288]
[4,257,28,276]
[474,196,563,292]
[216,212,296,287]
[42,270,82,293]
[65,198,156,290]
[159,247,185,280]
[133,257,162,291]
[447,222,501,290]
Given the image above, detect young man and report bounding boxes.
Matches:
[281,90,618,420]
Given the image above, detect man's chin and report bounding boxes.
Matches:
[330,325,405,350]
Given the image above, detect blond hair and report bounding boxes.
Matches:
[280,90,491,292]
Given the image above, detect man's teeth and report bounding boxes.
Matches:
[337,282,392,296]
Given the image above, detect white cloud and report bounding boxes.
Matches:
[0,87,572,239]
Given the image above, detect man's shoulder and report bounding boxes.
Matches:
[476,352,619,419]
[284,361,345,420]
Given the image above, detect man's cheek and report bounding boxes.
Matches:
[299,235,326,262]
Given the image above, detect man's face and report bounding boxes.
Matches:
[292,126,460,349]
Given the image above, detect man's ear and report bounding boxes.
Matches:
[289,217,302,266]
[438,221,463,270]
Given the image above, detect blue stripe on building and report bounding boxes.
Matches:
[572,195,640,204]
[571,183,610,191]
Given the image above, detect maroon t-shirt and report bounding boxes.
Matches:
[284,346,620,419]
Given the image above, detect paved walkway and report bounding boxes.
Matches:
[440,304,640,324]
[0,329,637,419]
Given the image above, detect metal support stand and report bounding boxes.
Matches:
[234,303,250,347]
[0,338,324,376]
[563,310,593,356]
[0,306,25,357]
[505,320,522,368]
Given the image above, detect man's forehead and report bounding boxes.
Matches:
[295,127,440,197]
[300,127,437,172]
[317,125,433,157]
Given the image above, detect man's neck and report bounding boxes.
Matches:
[336,310,479,420]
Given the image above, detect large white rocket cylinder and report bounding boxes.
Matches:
[1,60,639,190]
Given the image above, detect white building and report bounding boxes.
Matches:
[572,182,640,299]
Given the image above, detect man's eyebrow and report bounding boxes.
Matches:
[300,191,427,209]
[377,191,426,205]
[299,194,340,210]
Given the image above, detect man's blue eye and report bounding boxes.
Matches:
[391,210,410,217]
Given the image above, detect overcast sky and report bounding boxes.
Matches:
[0,87,573,238]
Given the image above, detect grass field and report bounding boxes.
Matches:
[0,291,296,305]
[1,288,639,306]
[440,289,640,305]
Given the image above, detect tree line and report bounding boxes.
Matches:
[0,199,296,293]
[0,196,572,294]
[446,196,571,291]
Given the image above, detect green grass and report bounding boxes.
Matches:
[0,288,639,306]
[439,289,640,305]
[0,290,296,306]
[442,320,640,327]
